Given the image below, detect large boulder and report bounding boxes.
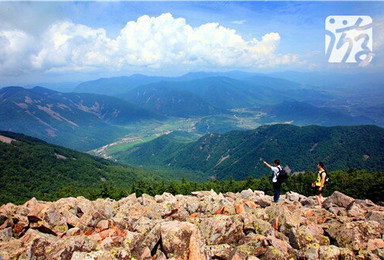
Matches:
[29,203,69,236]
[265,204,301,234]
[242,213,273,236]
[129,222,161,259]
[234,234,267,258]
[198,215,245,245]
[326,220,382,251]
[285,191,306,202]
[44,236,99,260]
[318,245,342,260]
[0,229,58,259]
[161,220,209,259]
[206,244,233,260]
[323,191,355,209]
[289,223,329,250]
[368,210,384,228]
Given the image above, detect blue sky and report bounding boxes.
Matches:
[1,1,384,86]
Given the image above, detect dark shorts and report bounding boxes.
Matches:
[273,182,281,190]
[314,186,323,196]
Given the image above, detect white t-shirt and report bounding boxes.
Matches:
[271,166,281,183]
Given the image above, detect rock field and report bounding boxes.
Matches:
[0,190,383,259]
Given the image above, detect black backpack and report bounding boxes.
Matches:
[322,170,330,184]
[276,166,288,183]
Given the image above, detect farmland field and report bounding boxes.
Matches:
[90,109,267,159]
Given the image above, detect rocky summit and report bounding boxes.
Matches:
[0,190,383,260]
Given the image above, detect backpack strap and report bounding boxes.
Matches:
[319,170,327,183]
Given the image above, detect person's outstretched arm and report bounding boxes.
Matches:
[263,161,272,168]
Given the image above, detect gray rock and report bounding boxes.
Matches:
[286,191,305,202]
[240,189,254,199]
[323,191,355,209]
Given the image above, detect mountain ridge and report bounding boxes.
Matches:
[112,124,384,180]
[0,86,162,151]
[72,72,381,126]
[260,101,375,126]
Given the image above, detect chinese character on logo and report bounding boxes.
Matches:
[325,16,373,65]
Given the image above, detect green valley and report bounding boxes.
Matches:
[90,109,265,159]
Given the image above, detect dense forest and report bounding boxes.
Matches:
[1,130,383,205]
[0,131,160,205]
[113,124,384,179]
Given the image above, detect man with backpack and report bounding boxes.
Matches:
[263,159,286,203]
[312,162,328,208]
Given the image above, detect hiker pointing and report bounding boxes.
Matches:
[263,159,283,203]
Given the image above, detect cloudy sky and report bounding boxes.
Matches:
[1,1,384,86]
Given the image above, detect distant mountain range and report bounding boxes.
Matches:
[1,71,383,152]
[112,124,384,180]
[260,101,374,126]
[73,73,380,126]
[0,86,161,151]
[121,80,225,117]
[76,74,299,116]
[269,71,384,90]
[75,74,169,96]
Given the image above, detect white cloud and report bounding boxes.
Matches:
[31,22,113,72]
[0,30,38,76]
[371,18,384,69]
[232,20,246,25]
[0,13,298,76]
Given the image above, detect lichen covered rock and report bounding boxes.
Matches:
[0,190,383,259]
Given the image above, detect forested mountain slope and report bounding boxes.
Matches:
[0,131,159,205]
[113,124,384,180]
